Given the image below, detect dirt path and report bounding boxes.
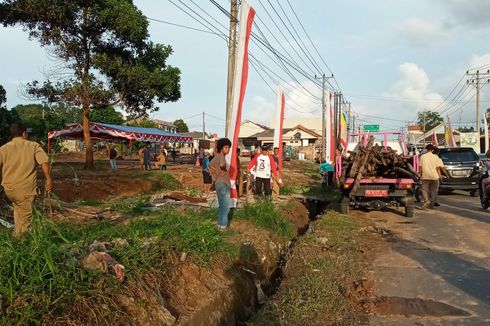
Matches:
[354,192,490,325]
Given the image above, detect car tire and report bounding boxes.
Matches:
[470,190,478,197]
[340,197,350,215]
[404,196,414,218]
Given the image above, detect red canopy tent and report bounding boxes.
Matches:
[47,122,192,152]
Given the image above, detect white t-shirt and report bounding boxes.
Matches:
[255,154,272,179]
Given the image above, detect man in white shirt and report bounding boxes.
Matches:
[247,145,278,198]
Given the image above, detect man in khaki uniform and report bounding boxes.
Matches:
[0,123,52,237]
[419,144,444,210]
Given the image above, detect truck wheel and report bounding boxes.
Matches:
[340,197,350,215]
[404,196,414,218]
[470,190,477,197]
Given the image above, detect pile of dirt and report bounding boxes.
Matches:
[279,200,310,235]
[54,176,153,202]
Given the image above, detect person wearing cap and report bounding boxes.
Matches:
[419,144,444,210]
[247,145,280,198]
[0,122,52,237]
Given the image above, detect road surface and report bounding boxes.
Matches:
[357,192,490,325]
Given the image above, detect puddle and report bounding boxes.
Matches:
[375,296,471,317]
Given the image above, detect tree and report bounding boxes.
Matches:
[458,126,475,133]
[0,0,181,168]
[417,111,443,131]
[173,119,189,133]
[89,106,124,125]
[129,118,157,129]
[0,85,20,144]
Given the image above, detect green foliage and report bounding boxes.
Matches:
[0,86,21,145]
[234,201,295,239]
[0,209,229,324]
[417,110,444,131]
[128,118,158,128]
[89,106,124,125]
[146,172,182,191]
[0,84,6,109]
[173,119,189,132]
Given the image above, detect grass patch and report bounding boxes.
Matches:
[140,172,182,191]
[0,208,230,324]
[234,200,295,240]
[248,211,366,326]
[78,200,103,207]
[110,195,152,215]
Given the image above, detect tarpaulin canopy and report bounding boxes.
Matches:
[48,123,192,143]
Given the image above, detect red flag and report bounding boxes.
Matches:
[273,86,285,178]
[226,1,255,203]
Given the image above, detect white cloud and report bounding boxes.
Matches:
[469,53,490,70]
[398,18,447,47]
[244,95,275,125]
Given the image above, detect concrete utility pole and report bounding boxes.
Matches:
[202,112,206,139]
[467,69,490,136]
[347,102,352,134]
[225,0,238,137]
[315,74,334,160]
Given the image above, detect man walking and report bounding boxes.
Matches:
[0,123,52,237]
[419,144,444,209]
[247,145,280,198]
[109,145,117,171]
[143,145,152,170]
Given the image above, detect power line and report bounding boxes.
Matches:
[146,17,219,35]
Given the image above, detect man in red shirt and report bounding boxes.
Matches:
[247,145,280,198]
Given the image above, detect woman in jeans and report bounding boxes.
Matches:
[210,138,232,231]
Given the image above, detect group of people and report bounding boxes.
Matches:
[206,140,283,231]
[137,145,168,171]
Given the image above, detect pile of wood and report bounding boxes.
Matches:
[342,137,417,180]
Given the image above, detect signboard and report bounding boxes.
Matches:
[459,132,480,153]
[363,124,379,132]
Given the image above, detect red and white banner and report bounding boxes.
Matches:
[226,0,255,203]
[273,86,285,177]
[325,92,335,163]
[432,131,438,147]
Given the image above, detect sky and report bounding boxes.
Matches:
[1,0,490,135]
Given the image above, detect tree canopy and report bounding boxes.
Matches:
[173,119,189,133]
[0,85,20,145]
[89,106,124,125]
[0,0,181,168]
[417,111,443,131]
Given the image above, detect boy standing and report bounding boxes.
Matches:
[247,145,280,198]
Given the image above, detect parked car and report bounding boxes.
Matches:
[438,147,480,197]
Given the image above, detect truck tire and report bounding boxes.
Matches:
[340,197,350,215]
[404,196,414,218]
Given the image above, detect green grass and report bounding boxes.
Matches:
[234,200,296,240]
[144,172,182,191]
[248,211,365,326]
[0,208,229,324]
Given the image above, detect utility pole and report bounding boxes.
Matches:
[347,102,351,134]
[202,112,206,139]
[225,0,238,137]
[315,73,333,161]
[467,69,490,136]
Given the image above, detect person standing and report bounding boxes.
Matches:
[210,138,232,231]
[247,145,280,198]
[109,145,117,171]
[419,144,444,210]
[202,150,212,192]
[319,160,334,190]
[138,147,145,170]
[431,147,449,207]
[155,149,167,170]
[143,145,152,170]
[0,123,52,237]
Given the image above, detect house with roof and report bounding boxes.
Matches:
[239,120,270,150]
[250,124,321,148]
[414,123,461,146]
[153,119,177,133]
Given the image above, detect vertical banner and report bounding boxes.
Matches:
[226,0,255,203]
[445,115,457,148]
[325,92,335,163]
[432,131,438,147]
[273,86,285,177]
[339,110,348,150]
[484,112,489,153]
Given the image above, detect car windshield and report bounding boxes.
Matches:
[439,150,479,163]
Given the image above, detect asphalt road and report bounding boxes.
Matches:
[356,191,490,325]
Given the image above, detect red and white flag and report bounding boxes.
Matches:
[273,86,285,177]
[325,92,335,163]
[226,0,255,204]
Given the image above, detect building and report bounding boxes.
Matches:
[414,123,461,146]
[180,131,210,150]
[250,124,321,147]
[239,120,270,150]
[153,119,177,133]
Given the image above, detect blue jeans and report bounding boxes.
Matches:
[109,159,117,171]
[215,182,231,228]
